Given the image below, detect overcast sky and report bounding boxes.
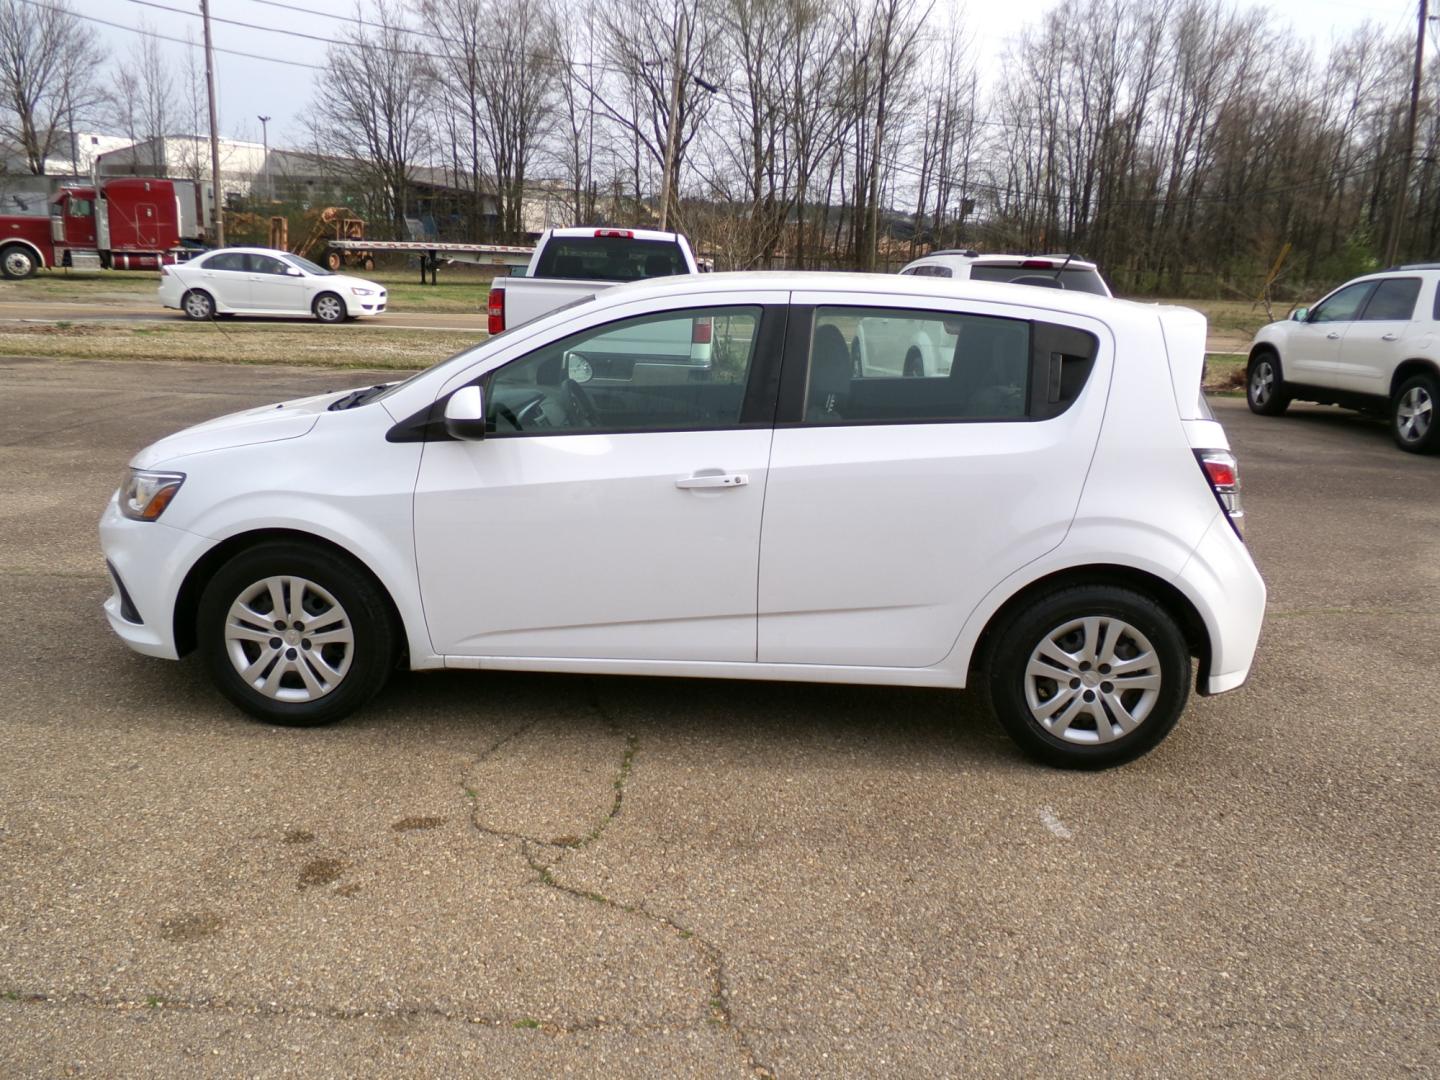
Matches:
[71,0,1414,150]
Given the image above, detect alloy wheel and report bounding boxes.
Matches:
[315,295,344,322]
[1397,384,1433,445]
[1250,360,1274,406]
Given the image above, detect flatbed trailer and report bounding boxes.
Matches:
[327,239,534,284]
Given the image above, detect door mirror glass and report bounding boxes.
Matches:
[1290,307,1309,322]
[564,350,593,384]
[444,384,486,440]
[286,266,304,277]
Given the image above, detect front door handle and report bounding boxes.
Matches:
[1326,331,1341,340]
[1382,332,1400,341]
[676,473,748,490]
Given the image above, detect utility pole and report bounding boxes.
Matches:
[1385,0,1428,266]
[658,10,685,232]
[257,115,272,202]
[201,0,224,246]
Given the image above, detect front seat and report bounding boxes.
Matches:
[808,324,853,420]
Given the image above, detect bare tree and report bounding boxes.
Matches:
[311,0,434,232]
[110,20,174,174]
[0,0,103,174]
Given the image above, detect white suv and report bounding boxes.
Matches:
[99,273,1264,768]
[900,251,1112,296]
[1247,266,1440,453]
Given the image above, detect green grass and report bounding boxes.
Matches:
[0,265,495,314]
[0,319,483,368]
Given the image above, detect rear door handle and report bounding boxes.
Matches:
[1382,332,1400,341]
[1326,331,1341,340]
[675,473,748,490]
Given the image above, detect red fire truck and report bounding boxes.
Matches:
[0,176,202,279]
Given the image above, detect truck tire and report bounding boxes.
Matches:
[1,244,38,280]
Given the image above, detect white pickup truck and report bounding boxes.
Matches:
[484,228,711,381]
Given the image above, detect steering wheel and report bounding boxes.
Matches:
[561,378,599,428]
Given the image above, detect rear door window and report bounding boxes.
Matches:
[203,252,246,272]
[801,306,1096,424]
[534,237,687,282]
[1360,278,1421,321]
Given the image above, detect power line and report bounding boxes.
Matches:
[20,0,326,69]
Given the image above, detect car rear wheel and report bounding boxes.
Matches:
[181,289,215,320]
[198,541,396,726]
[983,585,1191,769]
[1,244,37,279]
[313,292,347,323]
[1393,371,1438,453]
[1247,350,1290,415]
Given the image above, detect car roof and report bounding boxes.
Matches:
[201,246,295,257]
[909,251,1100,270]
[547,227,682,243]
[594,270,1159,322]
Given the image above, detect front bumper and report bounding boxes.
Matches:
[99,493,215,660]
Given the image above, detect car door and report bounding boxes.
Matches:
[247,253,307,313]
[1337,277,1424,395]
[1285,280,1376,386]
[757,294,1109,668]
[187,251,251,309]
[412,297,786,662]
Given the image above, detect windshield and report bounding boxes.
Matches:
[283,253,333,276]
[969,264,1110,296]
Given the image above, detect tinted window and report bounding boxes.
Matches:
[1312,281,1376,322]
[805,307,1040,423]
[534,237,687,282]
[1362,278,1421,321]
[910,265,953,278]
[486,306,760,435]
[67,199,93,217]
[248,254,290,275]
[203,252,246,272]
[969,265,1109,296]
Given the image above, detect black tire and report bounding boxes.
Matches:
[1246,349,1290,415]
[0,244,37,279]
[325,252,342,271]
[181,289,215,321]
[982,585,1191,769]
[1392,371,1439,454]
[312,291,347,323]
[361,256,375,272]
[902,345,925,377]
[197,541,396,727]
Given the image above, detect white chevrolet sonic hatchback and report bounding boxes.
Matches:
[100,273,1265,768]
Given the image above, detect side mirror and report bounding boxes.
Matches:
[443,384,487,440]
[1290,306,1309,322]
[286,266,304,277]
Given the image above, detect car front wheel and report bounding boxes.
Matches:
[197,542,396,726]
[1247,350,1290,415]
[313,292,347,323]
[984,585,1191,769]
[1392,371,1438,453]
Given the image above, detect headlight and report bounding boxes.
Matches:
[120,469,185,521]
[350,287,373,296]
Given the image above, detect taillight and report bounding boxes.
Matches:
[1196,449,1244,536]
[691,317,712,345]
[594,229,634,239]
[1020,259,1054,269]
[486,286,504,335]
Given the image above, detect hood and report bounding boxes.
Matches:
[131,387,355,468]
[325,274,384,293]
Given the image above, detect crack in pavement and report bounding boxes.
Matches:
[462,687,776,1080]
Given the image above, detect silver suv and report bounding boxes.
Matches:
[1247,265,1440,453]
[900,251,1111,296]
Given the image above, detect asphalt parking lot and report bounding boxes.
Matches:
[1,356,1437,1077]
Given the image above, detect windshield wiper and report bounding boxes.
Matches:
[328,384,393,411]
